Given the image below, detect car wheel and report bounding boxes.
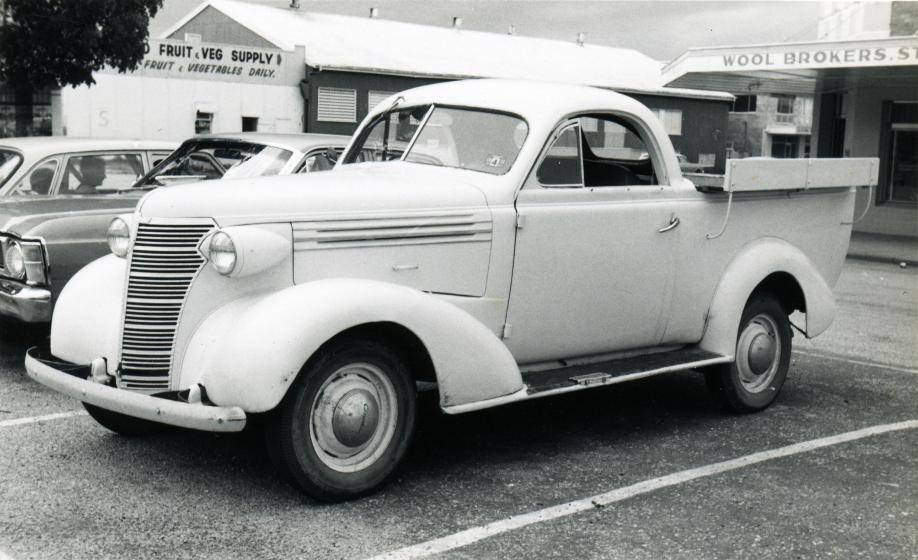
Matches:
[267,338,416,501]
[705,294,792,413]
[83,403,165,436]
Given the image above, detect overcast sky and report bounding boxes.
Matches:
[150,0,824,62]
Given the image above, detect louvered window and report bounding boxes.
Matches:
[317,87,357,123]
[652,109,682,136]
[368,90,396,113]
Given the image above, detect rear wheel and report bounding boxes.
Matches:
[705,294,792,413]
[267,338,416,501]
[83,403,164,436]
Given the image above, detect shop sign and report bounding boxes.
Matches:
[100,39,304,86]
[719,43,918,71]
[663,38,918,83]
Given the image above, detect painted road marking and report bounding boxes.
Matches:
[0,549,16,560]
[0,410,87,429]
[794,349,918,375]
[367,420,918,560]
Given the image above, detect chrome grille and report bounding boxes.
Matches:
[119,222,213,391]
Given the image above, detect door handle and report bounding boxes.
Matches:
[658,214,680,233]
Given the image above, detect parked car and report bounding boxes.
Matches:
[0,137,178,323]
[135,133,351,188]
[676,152,711,174]
[27,80,876,501]
[0,133,348,323]
[0,137,178,198]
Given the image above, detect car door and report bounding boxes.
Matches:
[504,114,681,364]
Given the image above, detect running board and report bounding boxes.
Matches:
[522,348,731,399]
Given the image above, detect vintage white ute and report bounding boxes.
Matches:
[27,79,877,500]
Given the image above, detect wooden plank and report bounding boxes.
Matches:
[721,157,878,192]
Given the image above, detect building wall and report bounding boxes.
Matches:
[845,79,918,237]
[727,97,766,158]
[818,2,892,40]
[61,73,303,140]
[813,71,918,237]
[169,6,277,48]
[890,1,918,36]
[0,85,53,137]
[304,71,443,136]
[726,94,812,158]
[305,70,730,173]
[628,93,730,173]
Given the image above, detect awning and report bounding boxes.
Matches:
[662,36,918,95]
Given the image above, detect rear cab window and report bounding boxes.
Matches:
[537,114,660,188]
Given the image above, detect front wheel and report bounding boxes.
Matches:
[705,294,792,413]
[266,338,416,501]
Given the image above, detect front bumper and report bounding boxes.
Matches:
[25,347,246,432]
[0,281,51,322]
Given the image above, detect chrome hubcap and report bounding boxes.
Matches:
[736,314,781,393]
[310,363,397,473]
[332,388,379,447]
[747,332,776,375]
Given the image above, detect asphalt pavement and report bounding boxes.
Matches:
[0,258,915,560]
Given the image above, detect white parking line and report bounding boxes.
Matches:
[793,349,918,375]
[0,548,17,560]
[0,410,87,429]
[367,419,918,560]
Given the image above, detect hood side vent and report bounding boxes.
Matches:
[293,211,492,251]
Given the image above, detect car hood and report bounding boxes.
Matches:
[0,195,140,236]
[138,163,492,225]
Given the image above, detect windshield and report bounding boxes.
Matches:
[136,140,294,188]
[344,105,528,175]
[0,150,23,188]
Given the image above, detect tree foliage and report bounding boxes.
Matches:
[0,0,164,89]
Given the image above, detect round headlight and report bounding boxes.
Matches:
[4,242,25,279]
[209,231,237,276]
[107,217,131,258]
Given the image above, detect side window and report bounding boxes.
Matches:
[150,152,173,168]
[536,124,583,187]
[298,148,341,173]
[60,153,144,195]
[580,116,657,187]
[184,154,224,179]
[12,158,59,196]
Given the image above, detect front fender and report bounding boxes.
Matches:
[699,237,836,356]
[50,254,125,372]
[181,279,523,413]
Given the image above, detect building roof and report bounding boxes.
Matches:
[162,0,732,101]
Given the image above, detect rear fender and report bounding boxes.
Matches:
[700,237,836,356]
[181,279,523,412]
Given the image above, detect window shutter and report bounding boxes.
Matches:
[317,87,357,123]
[653,109,682,136]
[368,90,395,113]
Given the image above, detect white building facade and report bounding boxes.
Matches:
[58,38,305,139]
